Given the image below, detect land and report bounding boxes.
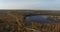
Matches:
[0,10,60,32]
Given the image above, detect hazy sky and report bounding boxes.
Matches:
[0,0,60,10]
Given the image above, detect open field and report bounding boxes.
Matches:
[0,10,60,32]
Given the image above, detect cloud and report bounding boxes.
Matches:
[0,0,60,10]
[0,2,27,9]
[0,1,41,9]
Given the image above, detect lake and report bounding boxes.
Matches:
[25,15,60,24]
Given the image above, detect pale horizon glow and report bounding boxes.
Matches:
[0,0,60,10]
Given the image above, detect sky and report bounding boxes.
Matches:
[0,0,60,10]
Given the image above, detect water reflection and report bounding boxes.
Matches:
[25,15,60,24]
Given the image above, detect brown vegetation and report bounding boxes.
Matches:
[0,10,60,32]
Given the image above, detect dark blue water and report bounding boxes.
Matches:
[25,15,60,24]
